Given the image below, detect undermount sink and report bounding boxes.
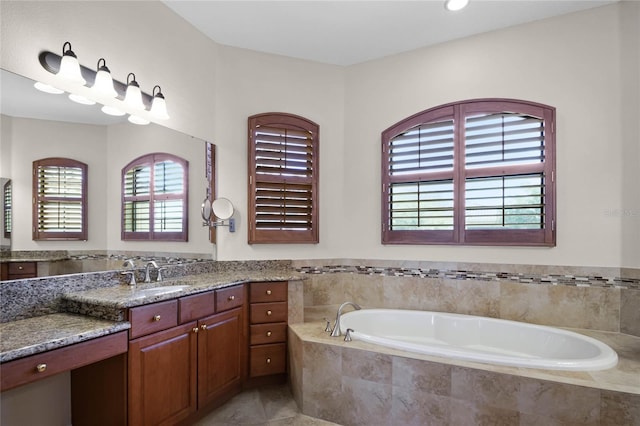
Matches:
[133,285,191,298]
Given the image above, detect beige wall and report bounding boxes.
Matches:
[1,1,638,267]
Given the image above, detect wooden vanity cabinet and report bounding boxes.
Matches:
[1,261,37,280]
[127,284,246,426]
[248,281,288,384]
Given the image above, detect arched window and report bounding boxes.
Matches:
[121,153,188,241]
[32,158,88,241]
[382,98,556,246]
[248,113,319,244]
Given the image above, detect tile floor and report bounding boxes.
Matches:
[194,383,340,426]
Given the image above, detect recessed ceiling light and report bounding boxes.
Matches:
[445,0,470,12]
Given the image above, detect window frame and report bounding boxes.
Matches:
[32,157,88,241]
[248,112,319,244]
[121,152,189,242]
[381,98,556,246]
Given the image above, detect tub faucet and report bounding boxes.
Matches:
[330,301,361,337]
[144,260,159,283]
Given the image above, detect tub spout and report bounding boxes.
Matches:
[330,302,361,337]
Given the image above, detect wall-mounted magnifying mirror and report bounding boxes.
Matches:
[212,198,234,220]
[202,196,235,232]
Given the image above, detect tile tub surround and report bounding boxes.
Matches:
[295,260,640,338]
[289,323,640,426]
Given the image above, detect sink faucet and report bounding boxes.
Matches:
[330,301,361,337]
[121,259,137,286]
[144,260,159,283]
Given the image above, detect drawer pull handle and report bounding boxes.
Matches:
[266,331,272,337]
[200,324,208,331]
[266,290,272,295]
[228,295,235,301]
[153,315,161,322]
[266,358,271,364]
[36,363,47,373]
[18,266,24,270]
[193,327,199,333]
[266,310,272,316]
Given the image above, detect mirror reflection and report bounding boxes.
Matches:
[0,69,212,280]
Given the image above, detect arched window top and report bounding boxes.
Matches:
[121,152,188,242]
[382,98,556,246]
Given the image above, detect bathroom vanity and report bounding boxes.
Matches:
[0,266,301,426]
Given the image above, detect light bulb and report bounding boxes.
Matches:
[123,73,145,110]
[149,85,170,120]
[92,58,118,98]
[57,42,86,85]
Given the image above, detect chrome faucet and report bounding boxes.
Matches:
[121,259,137,286]
[330,301,361,337]
[144,260,159,283]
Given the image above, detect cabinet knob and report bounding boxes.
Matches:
[228,295,235,301]
[266,310,272,316]
[266,358,271,364]
[153,315,161,322]
[200,324,208,331]
[18,266,24,270]
[266,290,272,295]
[266,331,272,337]
[192,327,199,333]
[36,363,47,373]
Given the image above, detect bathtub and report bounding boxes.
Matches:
[339,309,618,371]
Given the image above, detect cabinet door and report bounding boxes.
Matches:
[129,322,198,426]
[198,307,244,407]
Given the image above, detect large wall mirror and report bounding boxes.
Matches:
[0,68,213,280]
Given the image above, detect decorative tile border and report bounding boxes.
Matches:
[296,265,640,290]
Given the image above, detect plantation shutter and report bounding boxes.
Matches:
[32,158,87,240]
[248,113,319,244]
[4,180,11,238]
[382,99,555,246]
[122,153,188,241]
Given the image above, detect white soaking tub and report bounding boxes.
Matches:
[339,309,618,371]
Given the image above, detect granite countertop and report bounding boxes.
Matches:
[61,269,304,309]
[1,268,304,364]
[0,313,130,363]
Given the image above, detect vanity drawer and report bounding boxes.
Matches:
[250,322,287,345]
[129,300,178,339]
[1,331,128,391]
[179,291,216,323]
[249,343,286,377]
[250,302,287,324]
[215,285,244,312]
[8,262,37,275]
[249,281,287,303]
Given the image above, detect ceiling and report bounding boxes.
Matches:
[163,0,617,66]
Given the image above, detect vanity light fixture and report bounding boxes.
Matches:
[124,73,146,111]
[91,58,118,98]
[57,42,86,85]
[149,85,170,120]
[35,41,170,126]
[444,0,469,11]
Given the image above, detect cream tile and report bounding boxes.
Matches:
[600,390,640,426]
[341,346,392,384]
[343,273,384,307]
[621,288,640,337]
[339,376,392,426]
[392,356,451,396]
[451,367,520,411]
[391,385,450,426]
[448,397,519,426]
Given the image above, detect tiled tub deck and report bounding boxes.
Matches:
[289,264,640,425]
[289,323,639,426]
